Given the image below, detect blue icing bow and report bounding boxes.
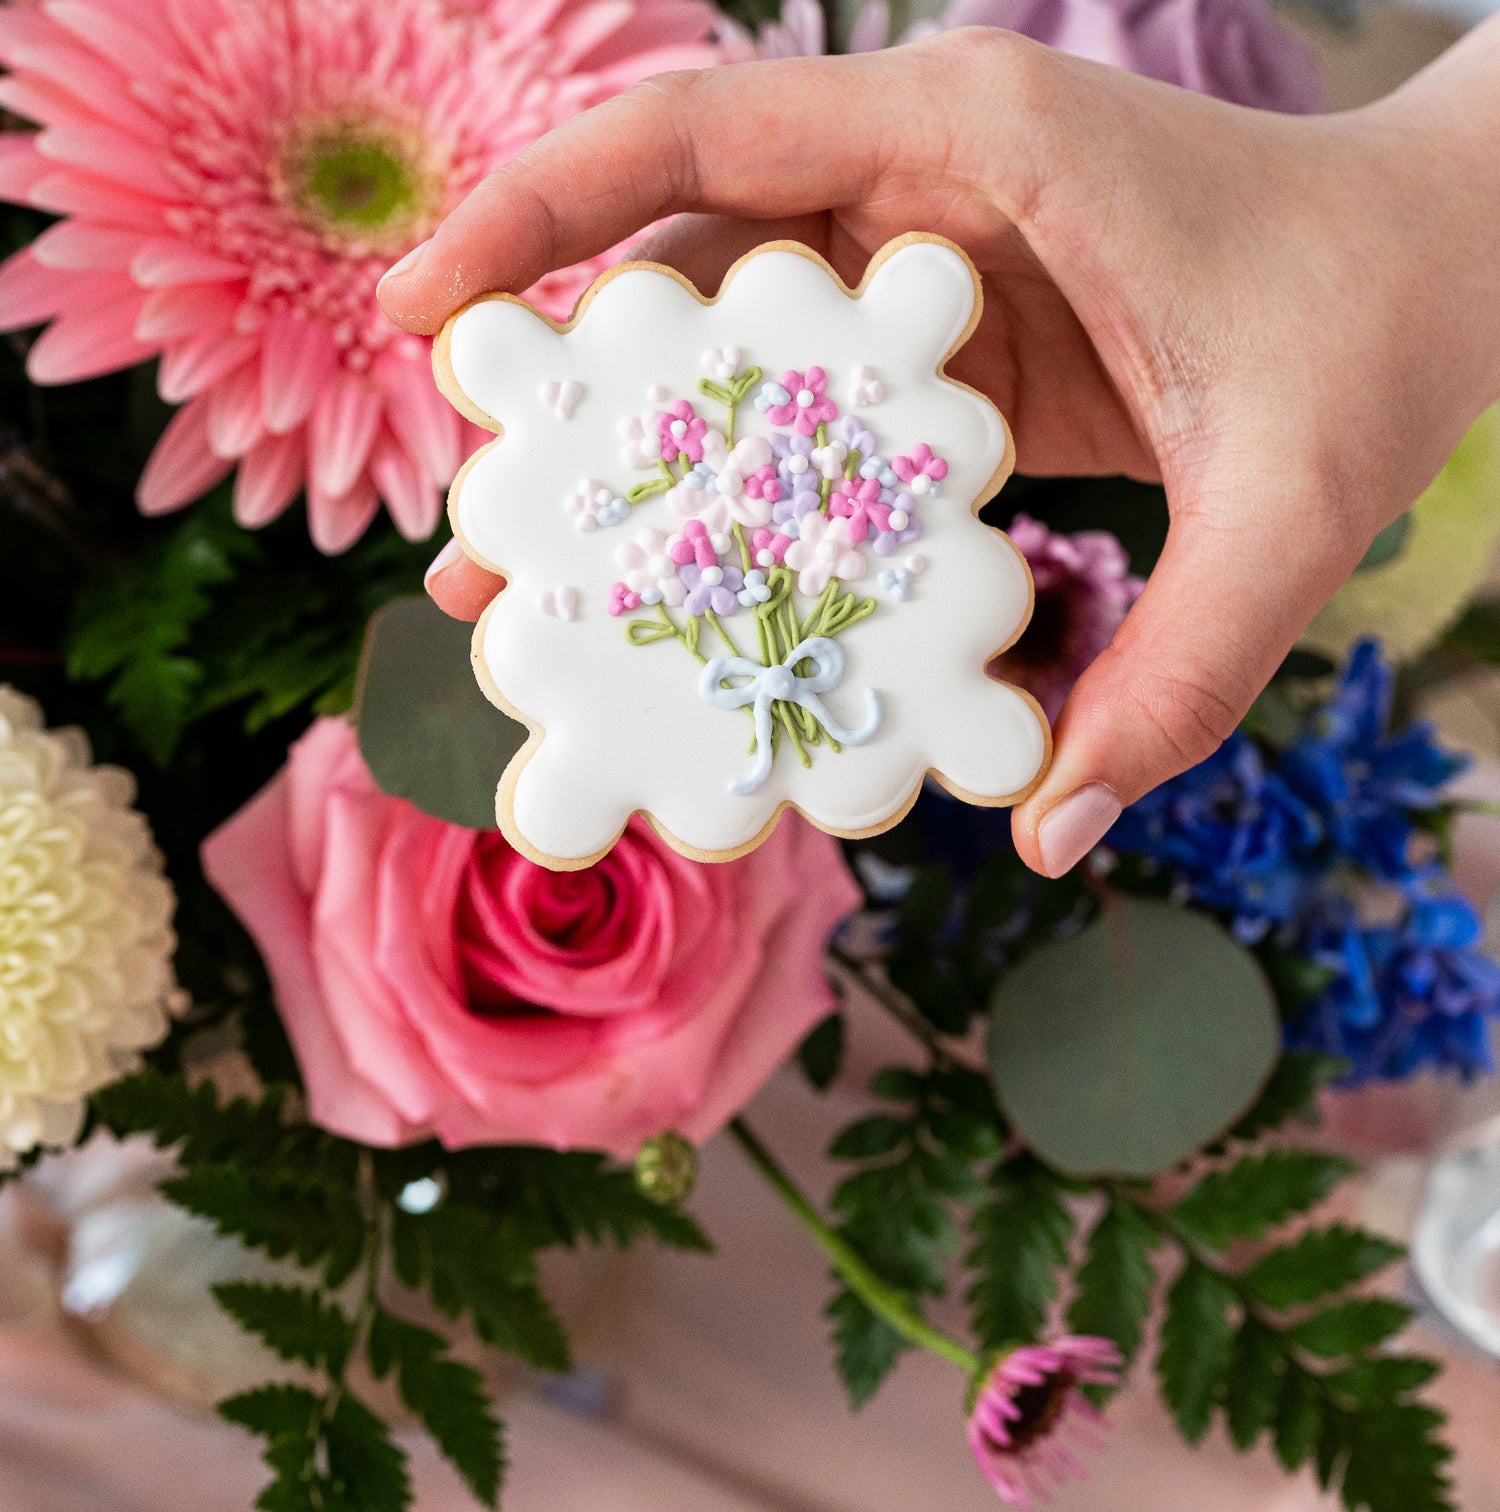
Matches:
[698,636,882,796]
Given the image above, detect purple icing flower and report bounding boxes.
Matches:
[988,512,1144,720]
[772,488,822,531]
[873,494,924,555]
[764,366,838,436]
[834,413,877,459]
[679,562,744,617]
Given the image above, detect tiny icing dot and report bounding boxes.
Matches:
[649,553,672,576]
[710,532,731,554]
[719,471,744,496]
[788,455,810,474]
[888,509,910,531]
[796,389,815,407]
[816,541,838,563]
[756,549,775,567]
[670,419,688,439]
[911,474,932,496]
[641,587,662,605]
[906,554,928,575]
[702,565,724,586]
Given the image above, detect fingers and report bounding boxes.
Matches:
[378,53,898,333]
[1011,483,1368,876]
[425,539,505,622]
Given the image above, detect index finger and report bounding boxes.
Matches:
[375,45,943,333]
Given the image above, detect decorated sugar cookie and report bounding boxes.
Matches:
[435,234,1049,869]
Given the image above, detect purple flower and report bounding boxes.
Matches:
[754,0,1323,116]
[873,491,924,556]
[680,562,744,617]
[989,513,1144,720]
[834,413,877,459]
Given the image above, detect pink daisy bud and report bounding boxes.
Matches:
[967,1337,1121,1508]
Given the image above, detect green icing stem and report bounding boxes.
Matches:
[732,521,752,575]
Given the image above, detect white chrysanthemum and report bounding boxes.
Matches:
[0,688,185,1168]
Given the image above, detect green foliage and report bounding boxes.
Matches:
[825,1065,1000,1407]
[1240,1225,1404,1310]
[1223,1051,1344,1144]
[796,1012,846,1091]
[391,1204,571,1373]
[883,855,1093,1037]
[966,1156,1074,1351]
[1288,1298,1414,1358]
[1170,1151,1354,1249]
[368,1308,504,1506]
[1066,1197,1158,1391]
[213,1282,355,1374]
[64,491,431,766]
[988,899,1281,1177]
[1157,1259,1239,1444]
[163,1166,366,1290]
[65,491,256,763]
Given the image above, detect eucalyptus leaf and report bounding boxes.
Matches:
[987,898,1279,1177]
[355,594,526,831]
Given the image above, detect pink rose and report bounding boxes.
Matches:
[202,718,859,1157]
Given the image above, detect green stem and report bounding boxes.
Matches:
[658,458,677,487]
[705,607,743,658]
[729,1118,980,1377]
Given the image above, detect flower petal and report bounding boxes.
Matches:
[234,429,306,529]
[27,282,151,382]
[368,433,441,542]
[310,370,383,500]
[207,358,267,458]
[131,238,248,288]
[136,393,234,515]
[157,330,258,405]
[260,314,337,436]
[308,475,380,555]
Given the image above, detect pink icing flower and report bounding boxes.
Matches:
[828,476,892,543]
[669,518,719,569]
[967,1336,1121,1506]
[656,400,709,463]
[201,718,860,1156]
[750,527,791,568]
[607,582,641,616]
[0,0,727,553]
[891,443,949,495]
[744,464,783,504]
[766,367,838,436]
[989,513,1144,720]
[784,514,866,597]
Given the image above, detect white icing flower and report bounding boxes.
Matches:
[564,480,627,532]
[784,514,867,597]
[616,528,686,607]
[617,412,662,469]
[701,346,742,381]
[667,478,717,520]
[811,438,849,481]
[0,688,185,1169]
[699,427,731,473]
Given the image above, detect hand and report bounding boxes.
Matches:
[380,26,1500,874]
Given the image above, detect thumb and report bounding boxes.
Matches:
[1010,486,1366,877]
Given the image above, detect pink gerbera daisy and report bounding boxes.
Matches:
[0,0,723,551]
[967,1336,1121,1508]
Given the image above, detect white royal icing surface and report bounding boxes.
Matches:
[445,239,1047,864]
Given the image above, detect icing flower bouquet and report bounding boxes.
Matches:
[601,360,949,792]
[0,4,1493,1512]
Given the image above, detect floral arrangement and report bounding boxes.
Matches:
[0,4,1494,1512]
[593,357,945,789]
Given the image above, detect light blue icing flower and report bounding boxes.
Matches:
[737,569,773,607]
[754,380,791,414]
[860,454,900,490]
[878,567,915,602]
[596,494,630,528]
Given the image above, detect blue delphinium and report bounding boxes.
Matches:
[1109,640,1500,1083]
[1108,733,1320,944]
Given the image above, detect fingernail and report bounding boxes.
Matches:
[379,237,431,289]
[1037,784,1122,878]
[424,535,463,587]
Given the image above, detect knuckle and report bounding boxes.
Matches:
[1120,659,1243,776]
